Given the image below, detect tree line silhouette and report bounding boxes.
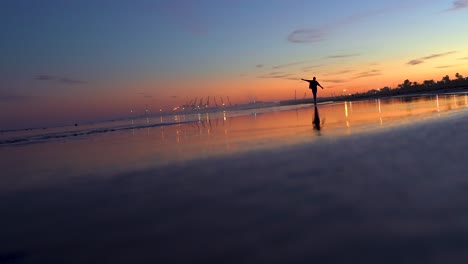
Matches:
[280,72,467,106]
[350,72,468,99]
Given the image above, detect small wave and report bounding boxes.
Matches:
[0,103,318,146]
[0,121,192,146]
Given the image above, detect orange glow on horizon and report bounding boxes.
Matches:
[142,63,468,109]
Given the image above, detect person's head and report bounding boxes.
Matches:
[313,77,316,80]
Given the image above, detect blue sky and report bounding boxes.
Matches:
[1,0,468,129]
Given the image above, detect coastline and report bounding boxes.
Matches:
[280,85,468,106]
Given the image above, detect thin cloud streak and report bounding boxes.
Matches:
[352,70,382,79]
[258,72,296,80]
[323,79,347,83]
[446,0,468,11]
[408,60,424,65]
[435,65,458,69]
[360,70,380,75]
[263,71,282,75]
[327,54,360,59]
[352,73,381,79]
[272,61,304,69]
[335,70,354,74]
[287,29,326,43]
[287,7,392,44]
[302,65,323,70]
[34,75,88,85]
[323,69,355,77]
[422,51,457,60]
[287,3,454,45]
[407,51,457,65]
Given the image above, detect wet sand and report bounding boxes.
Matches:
[1,96,468,263]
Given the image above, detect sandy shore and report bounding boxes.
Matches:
[1,110,468,263]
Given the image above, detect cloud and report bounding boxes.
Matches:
[323,69,355,77]
[171,96,178,98]
[302,65,323,70]
[323,79,347,83]
[335,70,355,75]
[287,8,391,44]
[267,71,283,75]
[272,61,304,69]
[302,65,324,72]
[352,70,382,79]
[407,59,424,65]
[361,69,380,74]
[446,0,468,11]
[407,51,457,65]
[422,51,457,60]
[34,75,87,85]
[258,72,295,80]
[436,65,458,69]
[458,57,468,60]
[353,73,381,79]
[255,64,264,68]
[327,54,360,59]
[287,29,327,43]
[259,74,294,79]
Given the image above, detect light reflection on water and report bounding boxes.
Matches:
[1,94,468,263]
[150,94,468,158]
[0,94,467,191]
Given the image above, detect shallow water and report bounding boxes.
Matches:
[1,94,467,192]
[1,93,468,263]
[2,93,467,145]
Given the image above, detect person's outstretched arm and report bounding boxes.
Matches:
[301,78,311,82]
[318,82,324,89]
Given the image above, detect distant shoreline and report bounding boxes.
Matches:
[280,86,468,106]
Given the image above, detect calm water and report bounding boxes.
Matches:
[1,94,467,191]
[1,93,468,263]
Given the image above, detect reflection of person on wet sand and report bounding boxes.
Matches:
[313,105,321,131]
[301,77,323,104]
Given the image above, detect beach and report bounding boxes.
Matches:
[1,94,468,263]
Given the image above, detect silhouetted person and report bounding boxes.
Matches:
[301,77,323,104]
[313,105,321,131]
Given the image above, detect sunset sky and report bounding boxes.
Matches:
[1,0,468,129]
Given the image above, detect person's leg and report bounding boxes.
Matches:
[312,88,317,104]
